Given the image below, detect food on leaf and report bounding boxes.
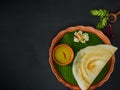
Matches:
[53,44,74,65]
[74,31,89,43]
[72,44,117,90]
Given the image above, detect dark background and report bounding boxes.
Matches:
[0,0,120,90]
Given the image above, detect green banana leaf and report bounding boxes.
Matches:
[54,31,109,85]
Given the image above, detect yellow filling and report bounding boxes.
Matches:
[54,45,72,64]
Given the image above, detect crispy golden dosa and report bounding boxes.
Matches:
[72,44,117,90]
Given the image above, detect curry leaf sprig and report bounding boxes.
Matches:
[90,9,109,29]
[90,9,109,18]
[96,17,108,29]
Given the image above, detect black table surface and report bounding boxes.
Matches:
[0,0,120,90]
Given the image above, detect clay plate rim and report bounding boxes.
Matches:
[49,25,115,90]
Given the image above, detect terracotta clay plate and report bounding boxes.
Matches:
[49,25,115,90]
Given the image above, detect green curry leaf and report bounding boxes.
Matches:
[90,9,109,29]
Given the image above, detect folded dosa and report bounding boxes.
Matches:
[72,44,117,90]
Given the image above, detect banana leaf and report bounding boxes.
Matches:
[54,31,109,85]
